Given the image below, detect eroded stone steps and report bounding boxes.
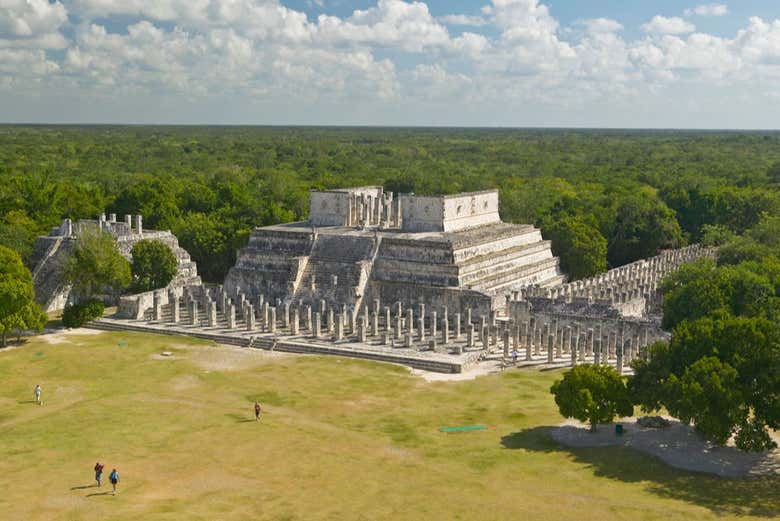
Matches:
[469,257,563,294]
[457,241,555,285]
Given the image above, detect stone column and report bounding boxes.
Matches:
[171,296,180,323]
[291,308,300,335]
[313,311,322,339]
[454,313,461,340]
[394,314,402,340]
[534,326,541,356]
[304,305,312,332]
[190,300,199,326]
[405,333,413,348]
[555,328,563,359]
[246,304,256,331]
[207,300,217,327]
[570,335,578,367]
[269,307,277,333]
[371,311,379,337]
[358,318,367,343]
[467,325,475,348]
[431,311,438,339]
[547,334,554,363]
[384,306,391,333]
[328,308,335,333]
[283,303,290,329]
[406,308,414,338]
[418,315,426,342]
[349,309,357,335]
[442,316,449,344]
[153,293,163,321]
[226,303,236,329]
[482,327,489,351]
[466,307,472,327]
[503,329,511,358]
[490,325,497,349]
[335,314,344,340]
[616,341,624,373]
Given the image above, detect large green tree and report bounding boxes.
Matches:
[131,240,178,292]
[607,196,684,267]
[0,246,45,346]
[550,364,633,432]
[630,316,780,451]
[543,216,607,280]
[62,228,131,300]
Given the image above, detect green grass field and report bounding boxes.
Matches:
[1,330,777,521]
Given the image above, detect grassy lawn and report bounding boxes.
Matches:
[0,330,777,521]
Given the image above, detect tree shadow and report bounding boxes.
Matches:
[501,427,780,518]
[70,484,96,490]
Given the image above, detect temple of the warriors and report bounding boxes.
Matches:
[224,187,565,316]
[34,186,714,373]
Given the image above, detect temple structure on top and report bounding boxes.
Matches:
[223,187,565,314]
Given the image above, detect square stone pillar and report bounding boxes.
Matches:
[153,293,163,321]
[384,306,391,332]
[313,312,322,338]
[226,303,236,329]
[269,307,277,333]
[406,309,414,337]
[503,329,510,358]
[171,297,180,324]
[405,333,413,348]
[208,300,217,327]
[467,325,475,348]
[482,327,489,351]
[454,313,461,339]
[570,336,578,367]
[291,308,300,336]
[349,310,357,335]
[328,309,334,333]
[394,315,402,340]
[371,312,379,336]
[547,334,554,363]
[555,329,562,358]
[246,305,256,331]
[190,300,199,326]
[335,314,344,340]
[304,305,312,332]
[283,303,290,329]
[431,311,437,339]
[418,315,426,342]
[466,308,472,327]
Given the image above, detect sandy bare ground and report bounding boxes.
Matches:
[551,418,780,478]
[410,359,505,382]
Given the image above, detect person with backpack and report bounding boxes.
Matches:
[94,462,104,487]
[109,468,119,495]
[254,401,262,421]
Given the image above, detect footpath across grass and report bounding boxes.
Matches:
[0,330,777,520]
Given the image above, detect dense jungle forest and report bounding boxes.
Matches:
[2,126,780,282]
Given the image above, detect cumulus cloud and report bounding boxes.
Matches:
[1,0,780,125]
[642,16,696,35]
[684,4,729,17]
[0,0,68,49]
[438,14,487,27]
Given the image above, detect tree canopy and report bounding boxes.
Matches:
[131,240,178,292]
[0,245,46,346]
[62,228,131,300]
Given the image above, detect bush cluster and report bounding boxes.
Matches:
[62,300,105,328]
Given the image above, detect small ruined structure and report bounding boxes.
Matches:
[31,213,201,312]
[224,187,565,316]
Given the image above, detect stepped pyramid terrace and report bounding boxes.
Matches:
[224,187,566,316]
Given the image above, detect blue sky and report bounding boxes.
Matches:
[1,1,779,128]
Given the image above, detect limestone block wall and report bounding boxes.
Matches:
[372,281,492,316]
[441,190,500,232]
[400,195,444,232]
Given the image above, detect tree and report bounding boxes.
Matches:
[550,365,633,432]
[630,316,780,451]
[607,196,683,267]
[62,228,131,301]
[0,246,44,347]
[543,216,607,280]
[131,240,178,292]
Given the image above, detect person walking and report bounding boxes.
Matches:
[34,384,41,405]
[109,468,119,495]
[254,401,262,421]
[94,462,104,487]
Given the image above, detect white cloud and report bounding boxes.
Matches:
[579,18,624,34]
[684,4,729,17]
[0,0,68,48]
[439,14,487,27]
[642,16,696,35]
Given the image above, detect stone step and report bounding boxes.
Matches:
[458,242,555,285]
[469,257,562,294]
[451,226,543,262]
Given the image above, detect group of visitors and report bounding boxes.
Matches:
[94,462,120,495]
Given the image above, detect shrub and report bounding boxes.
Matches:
[62,299,105,328]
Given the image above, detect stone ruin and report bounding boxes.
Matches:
[89,187,716,373]
[222,186,565,317]
[31,213,201,312]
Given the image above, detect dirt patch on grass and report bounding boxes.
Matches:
[410,360,504,382]
[40,328,105,345]
[172,343,292,372]
[552,418,780,478]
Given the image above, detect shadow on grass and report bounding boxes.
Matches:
[224,412,257,423]
[501,427,779,518]
[71,484,96,490]
[86,491,113,497]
